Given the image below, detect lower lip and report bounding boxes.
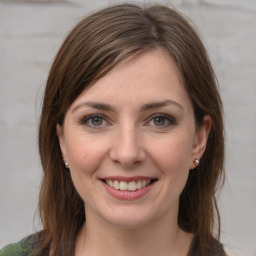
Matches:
[102,181,156,200]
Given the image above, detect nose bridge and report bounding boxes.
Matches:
[110,121,145,167]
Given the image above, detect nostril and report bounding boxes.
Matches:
[109,133,146,167]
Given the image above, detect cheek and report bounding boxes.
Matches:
[148,134,194,174]
[146,135,194,212]
[65,133,109,175]
[65,135,110,203]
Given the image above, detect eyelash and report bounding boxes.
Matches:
[145,113,177,129]
[79,114,109,129]
[79,113,177,130]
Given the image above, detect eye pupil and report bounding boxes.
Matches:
[92,117,103,126]
[154,117,165,126]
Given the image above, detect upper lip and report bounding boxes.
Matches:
[99,176,158,182]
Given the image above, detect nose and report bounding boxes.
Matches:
[110,125,146,168]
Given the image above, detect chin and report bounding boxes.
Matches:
[102,206,156,229]
[107,217,149,230]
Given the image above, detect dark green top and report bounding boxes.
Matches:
[0,233,227,256]
[0,235,35,256]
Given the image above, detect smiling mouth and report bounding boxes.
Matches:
[101,179,158,191]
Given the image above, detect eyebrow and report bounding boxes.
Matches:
[72,102,114,113]
[72,99,184,113]
[140,100,184,111]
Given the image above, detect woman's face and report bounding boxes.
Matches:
[57,48,210,229]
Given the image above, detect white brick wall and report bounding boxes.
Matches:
[0,1,255,255]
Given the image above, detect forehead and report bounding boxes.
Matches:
[70,48,191,111]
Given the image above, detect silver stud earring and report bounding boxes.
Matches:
[63,159,69,169]
[194,159,200,166]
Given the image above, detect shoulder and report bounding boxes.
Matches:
[0,234,37,256]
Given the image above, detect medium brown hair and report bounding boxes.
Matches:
[37,3,225,255]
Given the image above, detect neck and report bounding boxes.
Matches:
[75,209,193,256]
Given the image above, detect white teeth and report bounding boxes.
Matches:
[105,179,153,191]
[109,180,114,187]
[113,180,120,190]
[128,181,137,191]
[136,180,142,189]
[120,181,128,191]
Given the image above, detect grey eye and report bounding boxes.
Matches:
[153,116,166,126]
[146,114,177,129]
[80,114,108,129]
[91,116,103,126]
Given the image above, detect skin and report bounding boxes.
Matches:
[57,48,211,256]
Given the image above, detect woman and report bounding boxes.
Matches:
[0,3,226,256]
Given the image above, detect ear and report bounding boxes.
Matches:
[189,115,212,169]
[56,124,68,161]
